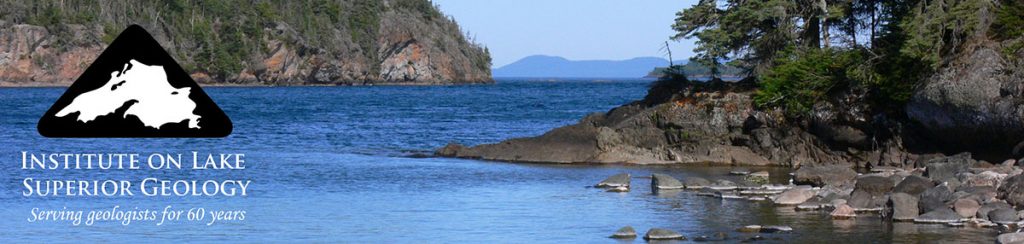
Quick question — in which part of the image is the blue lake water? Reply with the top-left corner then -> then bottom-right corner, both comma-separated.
0,80 -> 996,242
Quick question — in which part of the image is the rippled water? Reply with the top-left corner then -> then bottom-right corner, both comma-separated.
0,80 -> 997,242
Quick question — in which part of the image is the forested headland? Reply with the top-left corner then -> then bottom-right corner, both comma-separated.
0,0 -> 493,86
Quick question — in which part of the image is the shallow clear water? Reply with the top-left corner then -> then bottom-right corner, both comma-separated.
0,80 -> 997,242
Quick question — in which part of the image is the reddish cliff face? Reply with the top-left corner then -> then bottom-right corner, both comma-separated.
0,23 -> 104,86
0,2 -> 492,86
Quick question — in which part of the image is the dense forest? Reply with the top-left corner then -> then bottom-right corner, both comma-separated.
672,0 -> 1024,117
0,0 -> 492,85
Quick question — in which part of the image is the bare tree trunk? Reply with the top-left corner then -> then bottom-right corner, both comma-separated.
805,16 -> 821,49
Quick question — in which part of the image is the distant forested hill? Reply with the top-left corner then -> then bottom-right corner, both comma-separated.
0,0 -> 492,86
492,55 -> 675,78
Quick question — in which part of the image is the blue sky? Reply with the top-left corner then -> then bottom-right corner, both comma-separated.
433,0 -> 699,68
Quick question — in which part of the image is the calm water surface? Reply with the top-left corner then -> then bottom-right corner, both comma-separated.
0,80 -> 996,242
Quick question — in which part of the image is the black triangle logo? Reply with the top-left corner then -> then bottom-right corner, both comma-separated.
38,25 -> 232,137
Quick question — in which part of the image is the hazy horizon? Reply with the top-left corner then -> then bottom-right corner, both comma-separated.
433,0 -> 699,68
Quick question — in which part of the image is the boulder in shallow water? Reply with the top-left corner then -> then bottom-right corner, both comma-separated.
708,180 -> 738,190
914,208 -> 961,224
609,226 -> 636,239
794,165 -> 857,187
737,225 -> 761,232
684,177 -> 712,189
773,188 -> 816,205
643,228 -> 685,240
988,208 -> 1020,224
747,171 -> 770,181
606,186 -> 629,192
760,225 -> 793,233
888,192 -> 919,221
714,179 -> 737,186
998,232 -> 1024,244
953,198 -> 981,218
651,173 -> 684,191
730,170 -> 750,175
893,175 -> 934,195
595,173 -> 630,188
848,190 -> 885,210
848,176 -> 894,210
831,203 -> 857,219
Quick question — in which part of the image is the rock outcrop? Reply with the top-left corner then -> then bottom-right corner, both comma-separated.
436,6 -> 1023,168
906,41 -> 1024,158
0,0 -> 491,86
438,80 -> 917,167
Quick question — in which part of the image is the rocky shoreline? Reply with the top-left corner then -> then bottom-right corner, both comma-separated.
437,79 -> 920,167
592,152 -> 1024,242
430,34 -> 1024,242
437,33 -> 1024,167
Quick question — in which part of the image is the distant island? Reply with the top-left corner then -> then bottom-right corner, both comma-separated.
493,55 -> 677,78
494,55 -> 744,80
0,0 -> 492,86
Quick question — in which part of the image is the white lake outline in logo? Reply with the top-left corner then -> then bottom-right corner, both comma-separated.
56,59 -> 202,129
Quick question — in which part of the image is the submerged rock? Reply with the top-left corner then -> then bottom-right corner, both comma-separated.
914,208 -> 961,224
737,225 -> 762,232
606,186 -> 629,192
693,232 -> 728,242
596,173 -> 630,188
794,165 -> 857,187
730,170 -> 751,175
796,199 -> 826,210
684,177 -> 712,189
609,226 -> 637,239
651,173 -> 684,190
747,171 -> 770,182
714,179 -> 737,186
734,225 -> 792,234
831,204 -> 857,219
998,232 -> 1024,244
760,225 -> 793,233
644,228 -> 685,240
